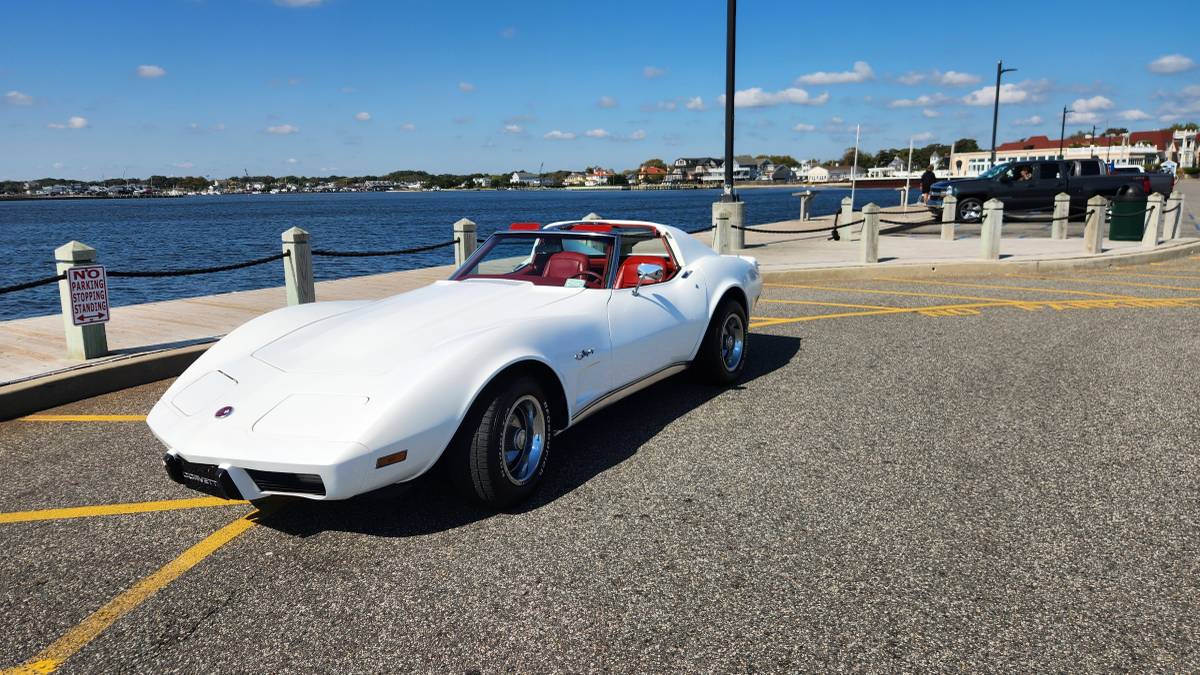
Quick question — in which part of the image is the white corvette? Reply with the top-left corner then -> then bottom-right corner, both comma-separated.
149,219 -> 762,507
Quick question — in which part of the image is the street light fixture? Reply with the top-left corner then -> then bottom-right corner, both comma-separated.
989,60 -> 1017,166
1059,106 -> 1073,159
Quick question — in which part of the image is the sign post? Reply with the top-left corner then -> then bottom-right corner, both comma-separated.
55,241 -> 109,359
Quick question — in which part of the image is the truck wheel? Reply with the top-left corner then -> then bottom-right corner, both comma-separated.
451,376 -> 551,508
957,197 -> 983,223
697,299 -> 748,385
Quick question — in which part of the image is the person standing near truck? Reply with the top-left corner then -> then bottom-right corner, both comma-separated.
920,165 -> 937,204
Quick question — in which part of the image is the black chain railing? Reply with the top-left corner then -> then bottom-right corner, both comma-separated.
311,239 -> 458,258
107,251 -> 289,278
0,273 -> 66,296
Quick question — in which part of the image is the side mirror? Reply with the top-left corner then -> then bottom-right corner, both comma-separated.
632,262 -> 664,296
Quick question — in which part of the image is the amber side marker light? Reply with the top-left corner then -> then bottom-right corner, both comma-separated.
376,451 -> 408,468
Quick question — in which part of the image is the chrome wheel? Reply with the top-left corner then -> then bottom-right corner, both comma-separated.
502,395 -> 545,485
959,199 -> 983,222
720,313 -> 745,372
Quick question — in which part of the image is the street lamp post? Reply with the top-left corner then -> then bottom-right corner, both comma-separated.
1059,106 -> 1073,159
721,0 -> 737,203
989,60 -> 1017,166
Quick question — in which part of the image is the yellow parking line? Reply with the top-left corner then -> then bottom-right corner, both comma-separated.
874,276 -> 1137,299
3,514 -> 256,675
749,301 -> 1013,328
759,299 -> 896,310
764,282 -> 1010,303
0,497 -> 247,524
1009,273 -> 1200,293
18,415 -> 147,422
1095,270 -> 1200,281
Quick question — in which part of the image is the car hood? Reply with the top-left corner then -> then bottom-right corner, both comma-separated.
252,279 -> 583,375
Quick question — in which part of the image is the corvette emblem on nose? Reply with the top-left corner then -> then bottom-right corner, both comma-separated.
214,406 -> 234,419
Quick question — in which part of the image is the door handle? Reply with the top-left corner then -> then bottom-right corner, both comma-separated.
681,269 -> 693,279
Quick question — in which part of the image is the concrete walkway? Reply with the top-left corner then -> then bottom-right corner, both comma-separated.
1,180 -> 1197,390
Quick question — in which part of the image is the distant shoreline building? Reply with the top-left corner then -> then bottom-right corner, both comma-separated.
948,128 -> 1197,177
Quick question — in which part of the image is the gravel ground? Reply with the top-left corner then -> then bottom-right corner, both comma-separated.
2,263 -> 1199,672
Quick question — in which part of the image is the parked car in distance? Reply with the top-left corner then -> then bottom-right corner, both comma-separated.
149,220 -> 762,509
928,158 -> 1174,222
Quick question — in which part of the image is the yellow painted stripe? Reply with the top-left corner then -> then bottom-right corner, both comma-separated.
764,282 -> 1009,303
874,276 -> 1137,299
1008,273 -> 1200,293
1095,270 -> 1200,281
759,298 -> 896,310
2,515 -> 256,675
0,497 -> 247,524
750,301 -> 1014,328
18,415 -> 147,422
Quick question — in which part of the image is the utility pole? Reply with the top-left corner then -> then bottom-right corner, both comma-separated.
989,60 -> 1017,166
721,0 -> 737,203
850,124 -> 861,209
1059,106 -> 1073,160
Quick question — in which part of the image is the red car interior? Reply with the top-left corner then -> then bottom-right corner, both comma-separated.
542,251 -> 589,281
615,255 -> 678,289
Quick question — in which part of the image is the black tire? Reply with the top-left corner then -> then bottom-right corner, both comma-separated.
957,197 -> 984,223
449,376 -> 552,508
697,298 -> 748,385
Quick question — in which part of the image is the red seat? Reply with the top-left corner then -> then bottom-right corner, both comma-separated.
543,251 -> 590,281
615,255 -> 677,289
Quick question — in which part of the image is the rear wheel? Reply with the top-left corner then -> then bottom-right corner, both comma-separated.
957,197 -> 983,223
697,299 -> 748,385
450,376 -> 551,508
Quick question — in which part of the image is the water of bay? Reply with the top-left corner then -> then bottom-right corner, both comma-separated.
0,186 -> 911,320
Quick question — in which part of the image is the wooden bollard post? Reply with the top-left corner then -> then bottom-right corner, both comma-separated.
1143,193 -> 1165,250
941,195 -> 957,241
282,227 -> 315,305
1164,190 -> 1184,239
1083,195 -> 1107,254
453,218 -> 477,268
793,190 -> 814,221
840,196 -> 854,237
980,198 -> 1004,260
711,200 -> 744,253
55,241 -> 108,360
861,203 -> 880,264
1051,192 -> 1070,240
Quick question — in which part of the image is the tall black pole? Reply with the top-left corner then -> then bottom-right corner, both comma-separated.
721,0 -> 737,202
989,60 -> 1016,166
1058,106 -> 1071,159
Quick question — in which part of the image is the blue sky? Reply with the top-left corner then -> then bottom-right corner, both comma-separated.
2,0 -> 1197,180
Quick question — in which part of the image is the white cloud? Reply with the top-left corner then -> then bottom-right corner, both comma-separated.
937,70 -> 981,86
888,93 -> 954,108
1012,115 -> 1043,127
598,95 -> 618,108
5,90 -> 34,106
584,128 -> 611,138
458,81 -> 475,92
274,0 -> 322,6
354,111 -> 371,121
1148,54 -> 1196,74
52,162 -> 65,170
911,131 -> 935,142
1071,95 -> 1113,112
721,87 -> 829,108
650,100 -> 677,111
500,26 -> 517,38
172,161 -> 195,169
796,61 -> 873,85
401,122 -> 416,131
898,72 -> 925,86
502,124 -> 523,134
628,129 -> 646,140
792,123 -> 816,132
266,124 -> 299,135
136,64 -> 166,79
643,66 -> 666,79
922,109 -> 941,118
685,96 -> 706,111
286,158 -> 299,165
543,130 -> 576,140
47,116 -> 88,130
1066,111 -> 1100,124
963,80 -> 1051,106
1118,109 -> 1151,121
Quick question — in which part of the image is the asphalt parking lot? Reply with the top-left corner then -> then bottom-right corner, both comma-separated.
3,257 -> 1200,672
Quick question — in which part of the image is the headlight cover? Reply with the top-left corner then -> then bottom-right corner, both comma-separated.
253,394 -> 371,440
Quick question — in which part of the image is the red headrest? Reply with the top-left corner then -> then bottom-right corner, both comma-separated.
510,222 -> 541,231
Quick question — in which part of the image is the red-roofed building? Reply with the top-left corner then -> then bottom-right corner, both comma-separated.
950,128 -> 1192,177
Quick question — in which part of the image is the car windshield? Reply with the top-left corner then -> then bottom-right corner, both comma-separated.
453,232 -> 613,288
978,163 -> 1012,179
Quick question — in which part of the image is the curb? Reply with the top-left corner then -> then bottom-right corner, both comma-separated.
0,342 -> 212,422
760,239 -> 1200,283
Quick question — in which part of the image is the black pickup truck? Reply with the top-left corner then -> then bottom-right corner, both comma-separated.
927,158 -> 1174,222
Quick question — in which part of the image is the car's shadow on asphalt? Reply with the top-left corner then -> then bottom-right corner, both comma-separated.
250,333 -> 802,539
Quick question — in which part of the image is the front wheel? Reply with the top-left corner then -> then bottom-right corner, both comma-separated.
957,197 -> 983,223
450,376 -> 552,508
697,299 -> 748,385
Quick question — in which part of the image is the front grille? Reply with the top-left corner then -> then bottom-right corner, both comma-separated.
245,468 -> 326,496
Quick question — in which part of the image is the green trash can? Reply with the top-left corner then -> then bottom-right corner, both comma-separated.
1109,185 -> 1147,241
